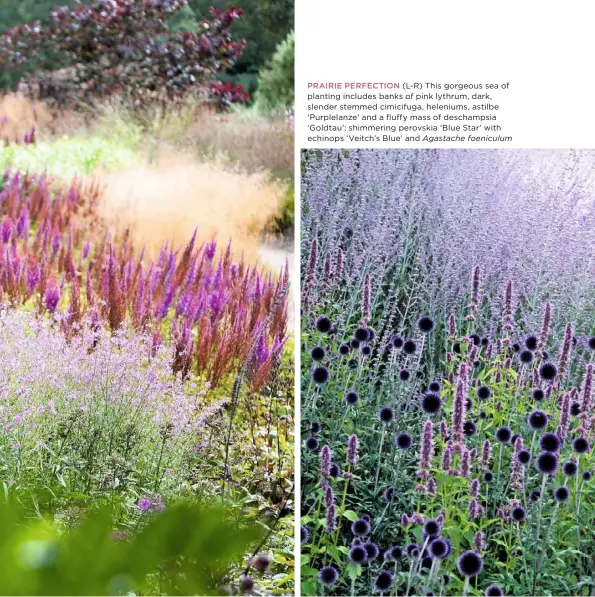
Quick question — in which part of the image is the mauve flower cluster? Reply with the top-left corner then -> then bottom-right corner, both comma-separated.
0,116 -> 36,146
0,309 -> 228,495
0,169 -> 288,389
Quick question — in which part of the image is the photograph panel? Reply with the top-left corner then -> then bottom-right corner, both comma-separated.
300,148 -> 595,596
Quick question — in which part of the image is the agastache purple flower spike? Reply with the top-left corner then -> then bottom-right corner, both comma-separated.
579,363 -> 593,432
418,419 -> 434,476
539,301 -> 552,350
460,448 -> 470,477
347,434 -> 359,466
557,392 -> 571,441
467,265 -> 481,321
452,362 -> 469,447
448,313 -> 457,338
481,439 -> 492,468
335,246 -> 344,280
556,323 -> 573,387
320,445 -> 332,477
474,530 -> 484,553
303,238 -> 318,312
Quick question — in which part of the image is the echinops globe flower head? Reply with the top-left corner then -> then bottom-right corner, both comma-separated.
539,361 -> 558,381
364,541 -> 380,561
379,406 -> 395,424
403,339 -> 417,355
539,432 -> 561,452
536,451 -> 559,475
417,315 -> 435,334
315,315 -> 332,334
310,346 -> 325,361
476,385 -> 491,400
554,485 -> 570,503
573,436 -> 590,454
374,570 -> 394,593
345,390 -> 360,406
349,544 -> 367,564
421,392 -> 443,414
485,585 -> 504,596
396,432 -> 413,450
318,565 -> 339,587
351,517 -> 371,537
528,410 -> 549,430
510,505 -> 526,524
391,334 -> 404,349
457,550 -> 484,578
354,326 -> 371,342
495,426 -> 512,444
311,366 -> 329,384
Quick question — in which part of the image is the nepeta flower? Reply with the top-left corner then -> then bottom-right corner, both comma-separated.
418,420 -> 435,473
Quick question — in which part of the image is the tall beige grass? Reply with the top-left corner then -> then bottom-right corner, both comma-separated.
99,154 -> 285,265
0,93 -> 51,139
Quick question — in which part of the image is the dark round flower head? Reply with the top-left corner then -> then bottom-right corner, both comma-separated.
361,514 -> 371,522
441,573 -> 451,586
239,575 -> 254,592
406,543 -> 420,558
453,342 -> 462,354
528,410 -> 548,430
403,339 -> 417,355
351,518 -> 371,537
364,541 -> 380,560
383,486 -> 395,500
311,421 -> 322,433
511,505 -> 526,524
428,537 -> 450,559
563,460 -> 578,477
517,449 -> 531,466
329,463 -> 341,478
391,334 -> 404,349
350,338 -> 360,350
539,361 -> 558,381
479,410 -> 487,419
396,432 -> 413,450
421,392 -> 443,415
418,315 -> 435,334
457,550 -> 484,578
469,333 -> 481,346
345,390 -> 360,406
525,335 -> 538,351
571,401 -> 581,416
379,406 -> 395,424
573,436 -> 590,454
339,343 -> 351,356
539,432 -> 561,453
354,327 -> 371,342
512,342 -> 521,353
532,388 -> 545,401
588,336 -> 595,351
536,451 -> 558,475
312,366 -> 329,384
483,471 -> 494,483
420,556 -> 432,571
385,545 -> 403,562
399,368 -> 411,381
301,526 -> 310,544
554,485 -> 570,503
348,544 -> 368,564
318,565 -> 339,587
374,570 -> 394,592
495,426 -> 512,444
519,349 -> 534,364
510,434 -> 521,446
428,380 -> 441,393
481,336 -> 489,346
485,585 -> 504,596
476,385 -> 491,400
463,420 -> 477,437
583,471 -> 593,482
368,328 -> 376,342
529,489 -> 541,502
542,350 -> 549,360
316,316 -> 332,334
348,358 -> 358,370
423,519 -> 441,538
305,436 -> 319,451
310,346 -> 325,361
361,345 -> 372,356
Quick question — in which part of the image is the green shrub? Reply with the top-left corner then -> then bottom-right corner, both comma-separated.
255,31 -> 294,114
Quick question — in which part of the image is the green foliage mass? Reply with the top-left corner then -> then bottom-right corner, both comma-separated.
255,31 -> 295,114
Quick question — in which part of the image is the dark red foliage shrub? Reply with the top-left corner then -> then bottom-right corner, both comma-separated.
0,0 -> 246,108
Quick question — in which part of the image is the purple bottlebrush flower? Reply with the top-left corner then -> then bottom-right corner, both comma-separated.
418,419 -> 434,474
538,301 -> 552,349
335,246 -> 344,280
468,265 -> 481,320
452,363 -> 468,445
347,434 -> 358,466
579,364 -> 593,431
448,313 -> 457,337
470,478 -> 480,498
82,241 -> 91,260
325,501 -> 337,532
556,323 -> 573,386
1,217 -> 13,243
473,531 -> 484,553
44,284 -> 60,313
441,442 -> 453,471
401,513 -> 410,526
461,448 -> 471,477
320,445 -> 332,477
